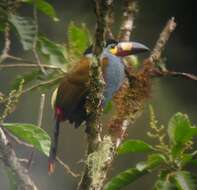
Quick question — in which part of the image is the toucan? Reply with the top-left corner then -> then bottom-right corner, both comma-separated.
48,39 -> 149,173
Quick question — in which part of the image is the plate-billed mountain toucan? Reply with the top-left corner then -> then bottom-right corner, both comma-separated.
48,39 -> 149,173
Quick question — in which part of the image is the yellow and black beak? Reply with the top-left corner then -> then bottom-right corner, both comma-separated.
110,41 -> 149,57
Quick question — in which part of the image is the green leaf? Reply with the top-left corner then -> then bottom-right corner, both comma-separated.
9,14 -> 36,50
136,153 -> 166,171
117,140 -> 154,155
37,35 -> 68,70
68,22 -> 91,57
154,179 -> 177,190
22,0 -> 59,21
174,171 -> 197,190
103,168 -> 148,190
168,113 -> 197,145
3,123 -> 51,156
104,153 -> 165,190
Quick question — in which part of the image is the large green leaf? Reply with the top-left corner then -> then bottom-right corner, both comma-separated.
3,123 -> 51,156
37,35 -> 68,70
68,22 -> 91,57
9,14 -> 36,50
104,153 -> 165,190
174,171 -> 197,190
103,168 -> 148,190
22,0 -> 58,21
117,140 -> 154,155
168,113 -> 197,145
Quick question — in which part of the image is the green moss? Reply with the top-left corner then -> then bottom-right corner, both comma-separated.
86,136 -> 114,186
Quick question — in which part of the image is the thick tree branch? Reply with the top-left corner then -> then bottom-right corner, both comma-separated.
78,0 -> 114,189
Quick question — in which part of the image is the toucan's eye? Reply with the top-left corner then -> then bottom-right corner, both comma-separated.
110,44 -> 116,48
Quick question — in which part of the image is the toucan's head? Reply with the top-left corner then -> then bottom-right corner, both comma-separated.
105,39 -> 149,57
84,39 -> 149,57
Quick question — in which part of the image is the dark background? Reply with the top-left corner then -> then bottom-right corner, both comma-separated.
0,0 -> 196,189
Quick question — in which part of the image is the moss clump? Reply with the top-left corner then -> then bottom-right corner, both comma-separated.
86,136 -> 114,187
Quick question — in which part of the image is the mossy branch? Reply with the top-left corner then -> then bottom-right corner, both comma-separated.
78,1 -> 114,190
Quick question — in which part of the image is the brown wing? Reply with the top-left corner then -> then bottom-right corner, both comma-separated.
55,57 -> 90,109
55,57 -> 109,126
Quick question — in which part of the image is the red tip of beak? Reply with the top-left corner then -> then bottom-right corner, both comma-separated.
48,162 -> 55,175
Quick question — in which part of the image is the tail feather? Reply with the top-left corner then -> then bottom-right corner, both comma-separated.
48,119 -> 60,174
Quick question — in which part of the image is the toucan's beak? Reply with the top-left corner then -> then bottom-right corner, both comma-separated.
112,42 -> 149,57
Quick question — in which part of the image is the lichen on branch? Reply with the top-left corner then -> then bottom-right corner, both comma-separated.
78,1 -> 114,190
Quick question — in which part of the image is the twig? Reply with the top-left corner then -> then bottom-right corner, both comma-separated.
27,94 -> 46,170
151,69 -> 197,81
118,0 -> 138,41
0,22 -> 11,64
144,18 -> 197,81
32,4 -> 46,74
1,75 -> 63,105
37,94 -> 46,128
148,17 -> 176,64
0,126 -> 38,190
22,75 -> 63,94
56,156 -> 80,178
0,63 -> 61,69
